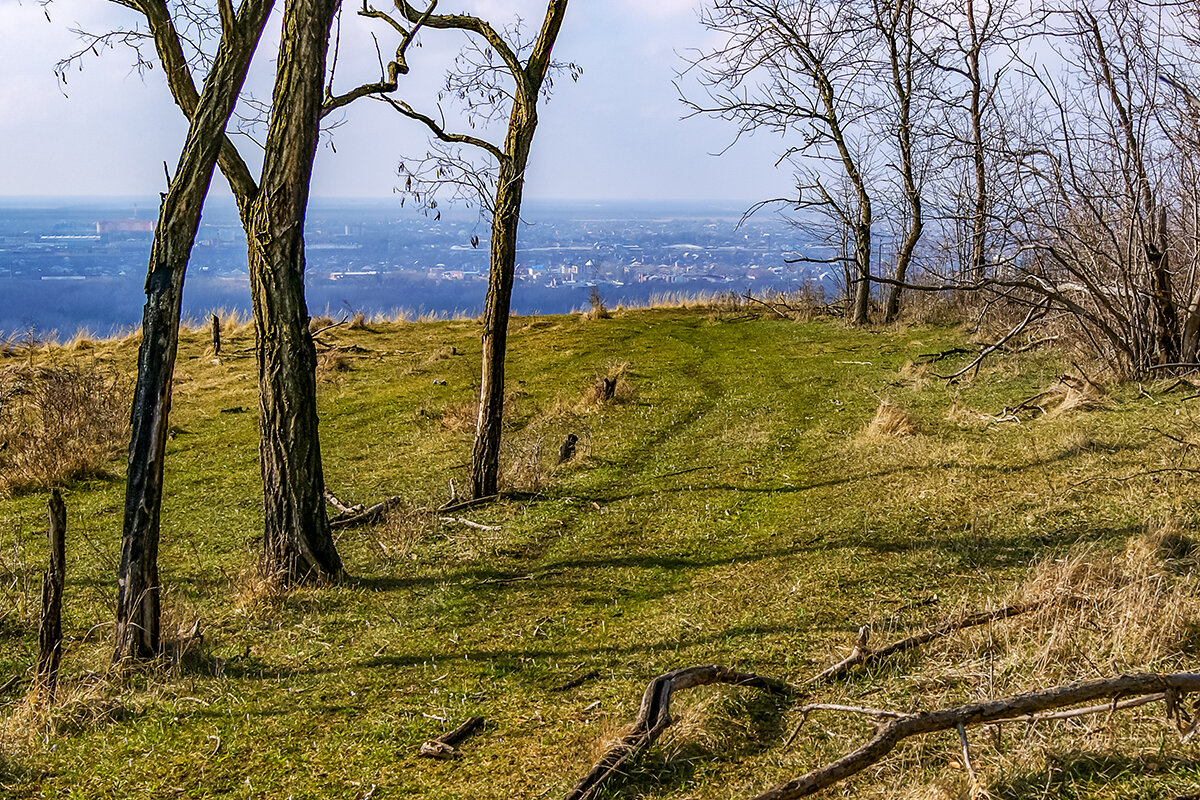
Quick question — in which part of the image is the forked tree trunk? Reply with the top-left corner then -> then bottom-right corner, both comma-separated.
116,0 -> 273,662
248,0 -> 344,583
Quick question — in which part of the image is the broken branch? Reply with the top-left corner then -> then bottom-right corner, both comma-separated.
754,672 -> 1200,800
418,715 -> 485,760
808,602 -> 1042,686
565,665 -> 792,800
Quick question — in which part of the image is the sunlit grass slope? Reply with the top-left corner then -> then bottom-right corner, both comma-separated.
3,306 -> 1200,799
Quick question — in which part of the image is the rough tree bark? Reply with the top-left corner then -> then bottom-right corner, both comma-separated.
133,0 -> 434,586
248,0 -> 345,583
115,0 -> 274,661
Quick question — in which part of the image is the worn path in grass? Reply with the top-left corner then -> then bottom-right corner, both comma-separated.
1,308 -> 1197,799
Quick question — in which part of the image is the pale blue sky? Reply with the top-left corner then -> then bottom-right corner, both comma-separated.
0,0 -> 789,203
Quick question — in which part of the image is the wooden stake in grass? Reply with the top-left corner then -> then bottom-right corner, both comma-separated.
36,488 -> 66,704
210,313 -> 221,356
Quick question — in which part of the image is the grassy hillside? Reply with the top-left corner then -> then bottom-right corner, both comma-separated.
2,306 -> 1200,799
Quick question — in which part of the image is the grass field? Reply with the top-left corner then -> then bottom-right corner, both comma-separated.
2,305 -> 1200,799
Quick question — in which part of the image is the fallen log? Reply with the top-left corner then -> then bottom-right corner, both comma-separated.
418,716 -> 486,760
808,602 -> 1041,686
565,665 -> 792,800
756,672 -> 1200,800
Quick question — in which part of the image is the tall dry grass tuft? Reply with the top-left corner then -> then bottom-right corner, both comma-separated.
316,350 -> 352,381
0,361 -> 131,495
1008,520 -> 1200,680
579,361 -> 635,409
861,399 -> 921,439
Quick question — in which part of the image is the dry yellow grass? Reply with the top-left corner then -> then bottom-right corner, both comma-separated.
862,399 -> 921,439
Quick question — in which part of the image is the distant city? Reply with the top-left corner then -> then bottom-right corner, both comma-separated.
0,197 -> 833,339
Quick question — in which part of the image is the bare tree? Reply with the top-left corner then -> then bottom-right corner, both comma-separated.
875,0 -> 936,322
382,0 -> 573,499
108,0 -> 274,661
91,0 -> 434,597
1005,0 -> 1199,373
687,0 -> 879,324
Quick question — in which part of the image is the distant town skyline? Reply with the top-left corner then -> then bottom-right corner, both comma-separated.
1,0 -> 791,205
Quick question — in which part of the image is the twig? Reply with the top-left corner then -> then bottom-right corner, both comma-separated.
329,496 -> 404,529
550,670 -> 600,692
324,489 -> 366,516
439,516 -> 501,531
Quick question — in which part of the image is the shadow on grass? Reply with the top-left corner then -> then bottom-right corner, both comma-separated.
989,749 -> 1200,799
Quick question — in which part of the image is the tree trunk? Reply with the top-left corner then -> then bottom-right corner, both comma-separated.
966,0 -> 988,284
1148,207 -> 1180,365
249,0 -> 344,583
882,0 -> 923,325
850,220 -> 872,326
471,132 -> 531,499
116,0 -> 273,662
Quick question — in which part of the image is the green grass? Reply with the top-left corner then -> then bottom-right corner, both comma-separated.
2,306 -> 1200,799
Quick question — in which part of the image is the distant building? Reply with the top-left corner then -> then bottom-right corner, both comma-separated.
97,220 -> 154,235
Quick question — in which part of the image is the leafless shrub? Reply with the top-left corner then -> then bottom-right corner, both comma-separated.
582,287 -> 611,321
0,361 -> 131,495
502,435 -> 549,493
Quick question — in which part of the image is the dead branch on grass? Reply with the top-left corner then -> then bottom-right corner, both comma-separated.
756,672 -> 1200,800
565,665 -> 792,800
439,516 -> 501,531
807,602 -> 1043,686
327,495 -> 405,529
418,715 -> 485,759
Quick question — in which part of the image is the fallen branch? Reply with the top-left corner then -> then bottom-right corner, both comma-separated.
551,669 -> 600,692
418,716 -> 485,760
755,672 -> 1200,800
323,490 -> 365,517
808,602 -> 1041,686
329,496 -> 405,529
935,300 -> 1048,381
439,516 -> 501,532
438,490 -> 542,514
565,665 -> 792,800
